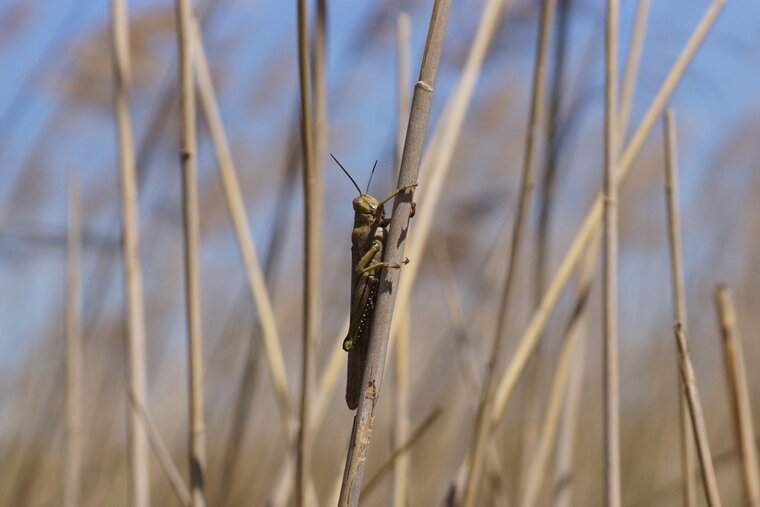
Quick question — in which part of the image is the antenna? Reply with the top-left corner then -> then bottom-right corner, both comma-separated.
331,153 -> 362,195
365,160 -> 378,194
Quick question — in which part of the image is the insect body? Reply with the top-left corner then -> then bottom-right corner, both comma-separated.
331,154 -> 416,410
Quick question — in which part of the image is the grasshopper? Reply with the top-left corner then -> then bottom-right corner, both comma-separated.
331,154 -> 416,410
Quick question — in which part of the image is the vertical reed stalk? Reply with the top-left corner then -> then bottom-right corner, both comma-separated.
296,0 -> 319,503
663,108 -> 697,507
312,2 -> 327,305
619,0 -> 650,137
393,313 -> 411,507
715,285 -> 760,507
462,1 -> 556,504
673,323 -> 723,507
395,12 -> 411,176
175,0 -> 207,504
64,169 -> 82,507
338,2 -> 451,504
392,12 -> 412,507
111,1 -> 151,504
602,1 -> 621,505
489,0 -> 726,426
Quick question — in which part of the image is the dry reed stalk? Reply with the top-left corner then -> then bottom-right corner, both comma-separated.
337,2 -> 451,504
128,392 -> 192,507
535,0 -> 571,308
312,3 -> 327,302
673,323 -> 723,507
714,285 -> 760,507
393,312 -> 411,507
392,13 -> 412,507
395,11 -> 411,177
363,405 -> 444,499
296,0 -> 320,503
602,1 -> 621,506
191,20 -> 293,433
111,1 -> 151,505
663,108 -> 697,507
521,232 -> 599,507
175,0 -> 207,504
462,1 -> 557,504
619,0 -> 650,137
64,169 -> 81,507
489,0 -> 726,426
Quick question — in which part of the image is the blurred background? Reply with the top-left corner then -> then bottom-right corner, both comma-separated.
1,0 -> 759,505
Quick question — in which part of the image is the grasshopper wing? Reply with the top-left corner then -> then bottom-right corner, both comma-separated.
345,230 -> 384,409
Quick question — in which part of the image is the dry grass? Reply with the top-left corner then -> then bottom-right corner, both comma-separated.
175,0 -> 207,504
5,1 -> 760,507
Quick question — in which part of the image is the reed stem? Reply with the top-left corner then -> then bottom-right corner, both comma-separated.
175,0 -> 207,503
337,2 -> 451,504
112,1 -> 151,504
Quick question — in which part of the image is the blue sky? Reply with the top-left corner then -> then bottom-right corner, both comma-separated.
1,0 -> 759,370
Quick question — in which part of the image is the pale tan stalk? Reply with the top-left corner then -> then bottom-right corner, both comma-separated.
663,108 -> 697,507
715,285 -> 760,507
490,0 -> 726,426
674,323 -> 723,507
338,2 -> 451,504
602,1 -> 621,505
462,1 -> 557,504
395,12 -> 411,175
311,0 -> 330,298
64,169 -> 82,507
111,1 -> 151,505
392,312 -> 411,507
619,0 -> 651,136
191,19 -> 293,434
175,0 -> 207,504
128,392 -> 192,507
392,13 -> 412,507
296,0 -> 320,503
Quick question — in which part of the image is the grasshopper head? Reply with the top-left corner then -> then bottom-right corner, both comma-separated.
352,194 -> 381,216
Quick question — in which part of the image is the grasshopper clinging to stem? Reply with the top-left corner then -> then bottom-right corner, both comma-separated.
331,153 -> 417,410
